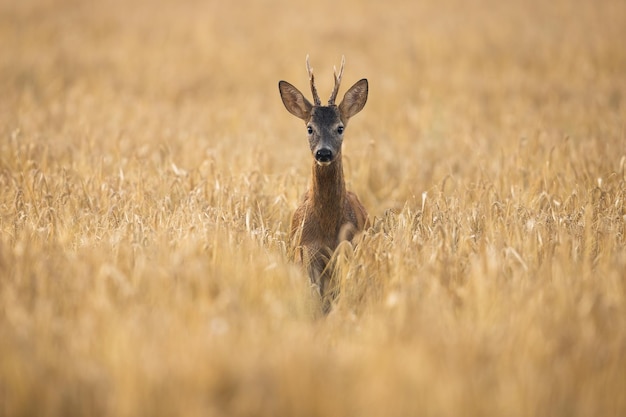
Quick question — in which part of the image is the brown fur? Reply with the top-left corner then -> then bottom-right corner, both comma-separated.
290,156 -> 369,302
279,58 -> 369,312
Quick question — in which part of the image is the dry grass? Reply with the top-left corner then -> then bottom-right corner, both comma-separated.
1,0 -> 625,415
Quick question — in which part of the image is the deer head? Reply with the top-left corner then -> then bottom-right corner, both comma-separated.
279,56 -> 368,166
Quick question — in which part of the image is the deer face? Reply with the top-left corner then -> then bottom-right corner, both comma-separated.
307,106 -> 345,166
279,58 -> 368,167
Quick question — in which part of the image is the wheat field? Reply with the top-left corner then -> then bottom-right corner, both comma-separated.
1,0 -> 625,415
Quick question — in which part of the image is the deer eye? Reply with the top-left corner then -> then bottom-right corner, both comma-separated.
307,126 -> 313,135
337,126 -> 344,134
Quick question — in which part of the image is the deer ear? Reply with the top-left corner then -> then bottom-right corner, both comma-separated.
279,81 -> 312,121
339,79 -> 368,119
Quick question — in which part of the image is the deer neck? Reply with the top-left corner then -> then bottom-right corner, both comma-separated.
310,154 -> 346,221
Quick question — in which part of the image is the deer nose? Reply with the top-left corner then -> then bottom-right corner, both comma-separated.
315,148 -> 333,163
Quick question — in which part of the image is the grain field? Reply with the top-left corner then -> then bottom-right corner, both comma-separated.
1,0 -> 625,416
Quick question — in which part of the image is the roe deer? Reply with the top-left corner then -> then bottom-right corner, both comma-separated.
279,56 -> 369,312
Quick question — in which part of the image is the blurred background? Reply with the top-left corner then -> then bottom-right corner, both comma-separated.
2,0 -> 624,211
1,0 -> 625,416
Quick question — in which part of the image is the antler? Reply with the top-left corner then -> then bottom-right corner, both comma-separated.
328,55 -> 345,105
306,55 -> 321,106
